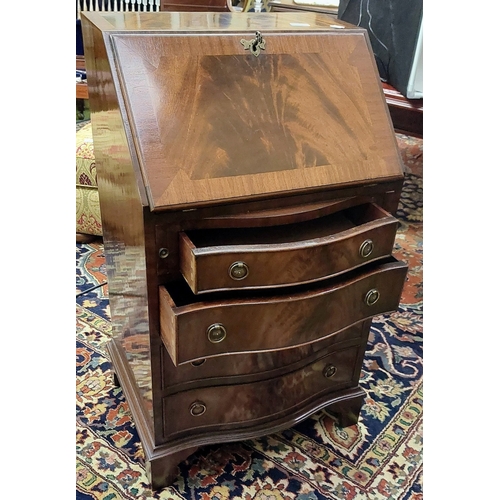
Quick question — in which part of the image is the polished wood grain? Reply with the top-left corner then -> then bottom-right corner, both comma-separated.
88,10 -> 352,30
159,259 -> 407,365
161,320 -> 370,393
76,55 -> 86,70
179,203 -> 398,293
201,197 -> 363,228
76,55 -> 89,99
269,0 -> 338,15
76,82 -> 89,100
80,11 -> 403,211
154,181 -> 403,283
152,385 -> 365,489
382,82 -> 423,137
162,344 -> 360,438
325,386 -> 365,427
82,15 -> 166,445
161,0 -> 233,10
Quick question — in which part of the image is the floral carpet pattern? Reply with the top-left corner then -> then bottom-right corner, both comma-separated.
76,173 -> 423,500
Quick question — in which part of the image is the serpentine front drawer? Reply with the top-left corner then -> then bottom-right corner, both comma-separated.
179,203 -> 398,294
161,321 -> 371,393
159,258 -> 407,366
162,344 -> 362,439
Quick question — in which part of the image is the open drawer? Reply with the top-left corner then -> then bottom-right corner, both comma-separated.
159,258 -> 407,366
179,203 -> 398,294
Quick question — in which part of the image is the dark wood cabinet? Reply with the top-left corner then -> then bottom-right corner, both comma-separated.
269,0 -> 339,15
160,0 -> 233,10
81,11 -> 407,490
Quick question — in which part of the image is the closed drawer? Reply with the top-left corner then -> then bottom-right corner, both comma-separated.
161,320 -> 371,393
159,258 -> 407,366
179,203 -> 398,294
163,344 -> 361,439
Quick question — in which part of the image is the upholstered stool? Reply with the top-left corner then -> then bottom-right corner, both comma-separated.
76,122 -> 102,240
395,133 -> 423,177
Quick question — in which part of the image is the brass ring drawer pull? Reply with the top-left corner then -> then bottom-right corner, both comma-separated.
191,359 -> 206,367
189,401 -> 206,417
323,364 -> 337,378
228,261 -> 249,280
364,288 -> 380,306
207,323 -> 227,343
359,239 -> 374,258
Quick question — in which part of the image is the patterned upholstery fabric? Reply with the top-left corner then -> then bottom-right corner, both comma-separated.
395,133 -> 424,177
76,122 -> 102,236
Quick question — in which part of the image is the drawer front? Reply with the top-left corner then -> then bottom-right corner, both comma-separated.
161,320 -> 371,393
163,344 -> 361,439
180,203 -> 398,294
159,259 -> 407,365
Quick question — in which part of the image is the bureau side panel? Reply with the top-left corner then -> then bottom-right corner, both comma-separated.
82,17 -> 156,435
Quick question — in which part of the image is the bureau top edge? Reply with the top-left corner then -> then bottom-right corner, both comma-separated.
82,10 -> 403,212
81,11 -> 360,33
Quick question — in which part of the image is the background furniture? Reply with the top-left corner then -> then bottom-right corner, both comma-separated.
269,0 -> 338,15
82,10 -> 408,490
268,0 -> 422,136
161,0 -> 233,11
76,121 -> 102,240
338,0 -> 423,100
337,0 -> 423,134
382,82 -> 423,137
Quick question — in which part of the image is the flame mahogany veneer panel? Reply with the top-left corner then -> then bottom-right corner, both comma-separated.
104,14 -> 402,211
159,321 -> 369,393
159,259 -> 407,365
162,344 -> 362,439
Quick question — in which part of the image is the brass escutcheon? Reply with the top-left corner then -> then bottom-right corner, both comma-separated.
240,31 -> 266,57
359,239 -> 374,258
229,261 -> 249,280
364,288 -> 380,306
207,323 -> 227,343
323,364 -> 337,378
189,401 -> 206,417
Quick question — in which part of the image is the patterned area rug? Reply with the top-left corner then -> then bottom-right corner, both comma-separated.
76,174 -> 423,500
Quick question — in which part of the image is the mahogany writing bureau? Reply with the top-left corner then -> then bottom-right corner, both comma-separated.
81,11 -> 407,490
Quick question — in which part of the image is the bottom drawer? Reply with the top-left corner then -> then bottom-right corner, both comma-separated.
163,344 -> 362,439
